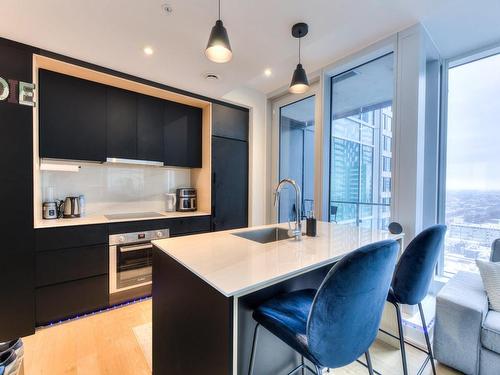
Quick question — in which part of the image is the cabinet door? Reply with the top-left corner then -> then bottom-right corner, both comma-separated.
164,102 -> 202,167
35,275 -> 108,325
36,245 -> 108,287
212,136 -> 248,231
39,69 -> 106,162
106,87 -> 137,160
212,103 -> 249,141
0,42 -> 35,340
137,95 -> 164,162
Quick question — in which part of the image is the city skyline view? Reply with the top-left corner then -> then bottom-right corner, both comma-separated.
444,52 -> 500,275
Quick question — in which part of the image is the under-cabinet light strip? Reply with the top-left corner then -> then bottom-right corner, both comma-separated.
37,296 -> 152,329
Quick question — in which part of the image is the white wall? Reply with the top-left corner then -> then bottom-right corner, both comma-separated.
223,87 -> 268,226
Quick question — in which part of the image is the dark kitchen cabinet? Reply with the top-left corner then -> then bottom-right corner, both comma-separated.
0,41 -> 35,340
212,103 -> 249,141
35,275 -> 109,325
38,69 -> 204,167
36,224 -> 108,251
137,95 -> 164,162
164,101 -> 202,167
39,69 -> 106,162
36,245 -> 108,287
108,215 -> 211,236
34,224 -> 109,325
106,87 -> 137,160
212,136 -> 248,231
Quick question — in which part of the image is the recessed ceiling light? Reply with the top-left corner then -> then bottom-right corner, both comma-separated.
264,68 -> 272,77
143,46 -> 154,56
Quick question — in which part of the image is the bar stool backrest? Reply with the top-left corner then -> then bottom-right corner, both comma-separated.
391,225 -> 447,306
306,239 -> 399,368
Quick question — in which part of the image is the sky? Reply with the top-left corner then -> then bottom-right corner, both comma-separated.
447,52 -> 500,191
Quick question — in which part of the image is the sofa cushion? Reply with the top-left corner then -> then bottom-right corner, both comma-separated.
482,311 -> 500,354
477,259 -> 500,312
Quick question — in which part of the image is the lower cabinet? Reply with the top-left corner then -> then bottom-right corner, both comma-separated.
34,216 -> 211,326
35,275 -> 109,325
36,245 -> 108,287
34,225 -> 109,326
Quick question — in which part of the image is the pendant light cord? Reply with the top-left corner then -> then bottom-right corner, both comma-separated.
298,36 -> 301,64
218,0 -> 221,20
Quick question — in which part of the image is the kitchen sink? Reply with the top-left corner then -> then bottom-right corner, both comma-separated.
232,227 -> 297,244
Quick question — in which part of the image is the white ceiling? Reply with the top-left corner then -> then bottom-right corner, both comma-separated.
1,0 -> 499,99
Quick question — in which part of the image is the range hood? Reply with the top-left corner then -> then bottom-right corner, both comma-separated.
105,158 -> 164,167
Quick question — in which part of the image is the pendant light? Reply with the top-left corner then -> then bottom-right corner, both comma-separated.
289,23 -> 310,94
205,0 -> 232,63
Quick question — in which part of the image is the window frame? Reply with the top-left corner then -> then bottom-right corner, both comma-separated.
327,52 -> 396,228
278,94 -> 316,222
437,43 -> 500,277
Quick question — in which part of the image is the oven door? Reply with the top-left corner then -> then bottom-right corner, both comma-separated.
109,242 -> 152,294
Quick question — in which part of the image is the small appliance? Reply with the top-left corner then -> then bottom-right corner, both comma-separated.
176,188 -> 197,212
42,202 -> 58,220
62,196 -> 81,218
165,193 -> 177,212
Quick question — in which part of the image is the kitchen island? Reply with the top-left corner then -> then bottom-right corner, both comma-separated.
152,221 -> 404,374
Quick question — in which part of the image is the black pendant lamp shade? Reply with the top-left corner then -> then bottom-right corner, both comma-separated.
289,23 -> 310,94
205,0 -> 232,63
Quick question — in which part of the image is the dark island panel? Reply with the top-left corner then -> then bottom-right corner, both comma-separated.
153,247 -> 234,375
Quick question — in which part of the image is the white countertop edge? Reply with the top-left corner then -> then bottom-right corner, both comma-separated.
34,211 -> 211,229
153,230 -> 404,298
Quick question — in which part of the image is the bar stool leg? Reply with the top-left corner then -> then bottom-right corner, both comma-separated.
248,323 -> 260,375
393,301 -> 409,375
418,303 -> 437,375
365,350 -> 374,375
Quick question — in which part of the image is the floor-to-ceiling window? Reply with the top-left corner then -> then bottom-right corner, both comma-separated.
329,53 -> 394,230
279,96 -> 315,223
441,51 -> 500,276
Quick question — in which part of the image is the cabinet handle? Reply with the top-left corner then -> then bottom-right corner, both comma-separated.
119,243 -> 153,253
212,172 -> 217,217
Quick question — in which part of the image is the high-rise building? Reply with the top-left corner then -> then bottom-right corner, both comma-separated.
330,105 -> 393,230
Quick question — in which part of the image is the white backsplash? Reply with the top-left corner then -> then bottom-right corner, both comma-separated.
41,163 -> 191,216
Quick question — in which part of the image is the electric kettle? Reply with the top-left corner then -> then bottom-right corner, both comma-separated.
62,196 -> 81,218
165,193 -> 176,212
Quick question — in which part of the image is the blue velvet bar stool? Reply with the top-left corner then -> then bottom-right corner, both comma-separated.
382,224 -> 447,375
248,239 -> 400,375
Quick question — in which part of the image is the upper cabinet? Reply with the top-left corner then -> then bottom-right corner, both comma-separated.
164,102 -> 202,168
212,103 -> 249,141
106,87 -> 137,160
39,69 -> 107,162
137,95 -> 164,162
38,69 -> 203,168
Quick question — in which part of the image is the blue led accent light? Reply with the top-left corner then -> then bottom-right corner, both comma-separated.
41,295 -> 152,329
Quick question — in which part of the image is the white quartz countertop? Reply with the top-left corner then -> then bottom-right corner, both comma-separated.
34,210 -> 211,229
153,221 -> 404,297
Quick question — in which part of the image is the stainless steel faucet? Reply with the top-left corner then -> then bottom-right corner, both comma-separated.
275,178 -> 302,240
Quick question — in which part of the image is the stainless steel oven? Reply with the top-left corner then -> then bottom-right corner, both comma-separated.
109,228 -> 169,298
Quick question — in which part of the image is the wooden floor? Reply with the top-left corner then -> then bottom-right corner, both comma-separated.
23,300 -> 459,375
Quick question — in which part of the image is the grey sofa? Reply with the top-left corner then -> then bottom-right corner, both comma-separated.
434,239 -> 500,374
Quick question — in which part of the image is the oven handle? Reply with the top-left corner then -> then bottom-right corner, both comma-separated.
119,243 -> 153,253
